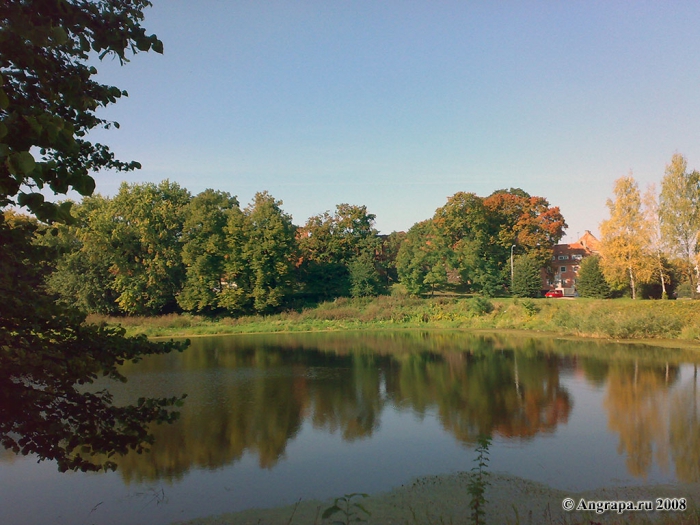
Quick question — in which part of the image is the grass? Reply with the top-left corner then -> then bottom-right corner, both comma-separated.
86,295 -> 700,344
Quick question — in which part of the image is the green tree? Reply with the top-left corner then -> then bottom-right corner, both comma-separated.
0,1 -> 187,472
577,255 -> 611,298
0,0 -> 162,221
433,192 -> 493,292
298,203 -> 379,264
1,212 -> 186,472
511,253 -> 543,298
221,192 -> 296,314
108,180 -> 191,315
430,189 -> 566,296
178,189 -> 240,313
600,176 -> 655,299
396,220 -> 449,295
297,203 -> 380,300
41,195 -> 121,314
378,230 -> 406,286
348,251 -> 385,298
659,153 -> 700,296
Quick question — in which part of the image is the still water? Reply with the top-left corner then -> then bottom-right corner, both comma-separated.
2,331 -> 700,525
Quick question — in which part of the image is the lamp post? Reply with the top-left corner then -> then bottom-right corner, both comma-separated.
510,244 -> 516,290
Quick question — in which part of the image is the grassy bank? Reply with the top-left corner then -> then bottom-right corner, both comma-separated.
87,295 -> 700,342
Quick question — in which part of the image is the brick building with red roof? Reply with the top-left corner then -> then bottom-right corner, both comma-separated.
542,230 -> 600,296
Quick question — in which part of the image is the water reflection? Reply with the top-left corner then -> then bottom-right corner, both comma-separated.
105,333 -> 580,483
5,332 -> 700,488
671,367 -> 700,482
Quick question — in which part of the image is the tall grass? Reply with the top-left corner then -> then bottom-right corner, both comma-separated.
86,296 -> 700,342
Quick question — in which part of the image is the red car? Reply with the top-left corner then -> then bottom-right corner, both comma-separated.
545,290 -> 564,298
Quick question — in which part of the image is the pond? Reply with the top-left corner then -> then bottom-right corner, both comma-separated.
2,331 -> 700,525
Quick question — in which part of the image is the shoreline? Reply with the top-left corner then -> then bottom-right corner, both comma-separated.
87,296 -> 700,346
175,471 -> 700,525
144,325 -> 700,353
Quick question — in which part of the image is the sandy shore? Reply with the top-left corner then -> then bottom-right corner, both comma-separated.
175,471 -> 700,525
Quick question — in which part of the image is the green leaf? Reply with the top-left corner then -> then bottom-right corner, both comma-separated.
51,26 -> 68,45
8,151 -> 36,175
321,505 -> 341,519
0,88 -> 8,110
18,151 -> 36,174
17,192 -> 45,209
136,38 -> 151,52
56,201 -> 75,224
23,116 -> 43,136
73,175 -> 96,196
152,37 -> 164,54
0,122 -> 7,139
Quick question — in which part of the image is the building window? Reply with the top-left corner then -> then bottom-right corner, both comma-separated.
572,254 -> 583,260
560,266 -> 566,272
558,255 -> 569,260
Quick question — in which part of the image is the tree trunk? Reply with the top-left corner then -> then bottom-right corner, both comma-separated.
657,251 -> 667,298
629,264 -> 636,300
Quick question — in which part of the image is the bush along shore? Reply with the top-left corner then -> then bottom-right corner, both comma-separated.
87,295 -> 700,342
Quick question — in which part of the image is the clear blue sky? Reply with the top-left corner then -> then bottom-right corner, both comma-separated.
86,0 -> 700,241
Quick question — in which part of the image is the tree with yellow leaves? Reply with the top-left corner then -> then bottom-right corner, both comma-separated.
659,153 -> 700,297
600,176 -> 655,299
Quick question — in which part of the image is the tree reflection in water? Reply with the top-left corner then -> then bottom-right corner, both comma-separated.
48,332 -> 700,485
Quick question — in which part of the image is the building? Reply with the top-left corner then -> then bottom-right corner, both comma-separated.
542,231 -> 600,296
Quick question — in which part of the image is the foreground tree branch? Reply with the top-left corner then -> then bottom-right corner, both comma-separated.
0,1 -> 188,472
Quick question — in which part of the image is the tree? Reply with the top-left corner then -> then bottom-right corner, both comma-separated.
0,0 -> 163,221
1,212 -> 186,472
433,192 -> 494,292
511,253 -> 543,298
483,189 -> 567,266
643,184 -> 670,298
108,181 -> 191,315
599,176 -> 655,299
396,220 -> 449,295
0,1 -> 187,472
221,192 -> 296,314
378,230 -> 406,286
348,251 -> 385,298
659,154 -> 700,296
178,189 -> 240,313
41,195 -> 121,314
577,255 -> 611,298
297,203 -> 381,300
428,189 -> 566,296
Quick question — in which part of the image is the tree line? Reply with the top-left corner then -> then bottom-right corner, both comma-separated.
31,183 -> 567,316
579,153 -> 700,300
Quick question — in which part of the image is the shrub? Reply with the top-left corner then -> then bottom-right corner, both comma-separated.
511,254 -> 542,298
577,256 -> 612,298
521,299 -> 540,316
676,282 -> 694,299
470,297 -> 494,316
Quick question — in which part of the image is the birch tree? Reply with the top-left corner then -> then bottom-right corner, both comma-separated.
599,176 -> 655,299
659,153 -> 700,296
643,184 -> 669,298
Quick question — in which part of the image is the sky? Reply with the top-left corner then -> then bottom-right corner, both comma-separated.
84,0 -> 700,242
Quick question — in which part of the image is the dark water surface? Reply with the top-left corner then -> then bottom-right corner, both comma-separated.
2,331 -> 700,525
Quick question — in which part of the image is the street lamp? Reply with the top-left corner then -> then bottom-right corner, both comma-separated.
510,244 -> 516,289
